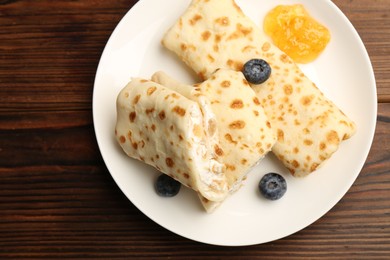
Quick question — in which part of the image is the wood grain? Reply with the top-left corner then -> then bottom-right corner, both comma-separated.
0,0 -> 389,259
0,0 -> 134,111
335,0 -> 390,102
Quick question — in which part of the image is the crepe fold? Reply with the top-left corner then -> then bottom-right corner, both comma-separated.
152,69 -> 276,212
162,0 -> 356,177
115,78 -> 228,202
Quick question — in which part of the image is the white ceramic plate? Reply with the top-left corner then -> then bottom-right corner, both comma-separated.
93,0 -> 377,246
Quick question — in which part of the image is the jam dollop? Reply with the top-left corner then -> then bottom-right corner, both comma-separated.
264,4 -> 331,63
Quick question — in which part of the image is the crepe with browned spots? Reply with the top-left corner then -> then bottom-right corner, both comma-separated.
115,78 -> 228,202
162,0 -> 356,177
152,69 -> 276,212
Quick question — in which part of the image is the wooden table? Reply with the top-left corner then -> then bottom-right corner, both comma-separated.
1,0 -> 389,258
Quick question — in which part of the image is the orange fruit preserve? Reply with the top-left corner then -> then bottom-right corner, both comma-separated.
263,4 -> 331,63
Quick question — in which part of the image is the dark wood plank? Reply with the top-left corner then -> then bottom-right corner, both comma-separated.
333,0 -> 390,102
0,110 -> 92,130
0,0 -> 137,111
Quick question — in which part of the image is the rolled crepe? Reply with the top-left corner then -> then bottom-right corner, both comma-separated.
152,69 -> 276,212
162,0 -> 356,176
115,78 -> 228,202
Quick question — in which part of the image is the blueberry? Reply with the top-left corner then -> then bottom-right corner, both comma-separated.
155,174 -> 181,197
242,59 -> 271,84
259,173 -> 287,200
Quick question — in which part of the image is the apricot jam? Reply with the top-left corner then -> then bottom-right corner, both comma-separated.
263,4 -> 331,63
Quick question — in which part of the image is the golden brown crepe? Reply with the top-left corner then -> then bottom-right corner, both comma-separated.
162,0 -> 356,177
115,78 -> 228,202
152,69 -> 276,212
